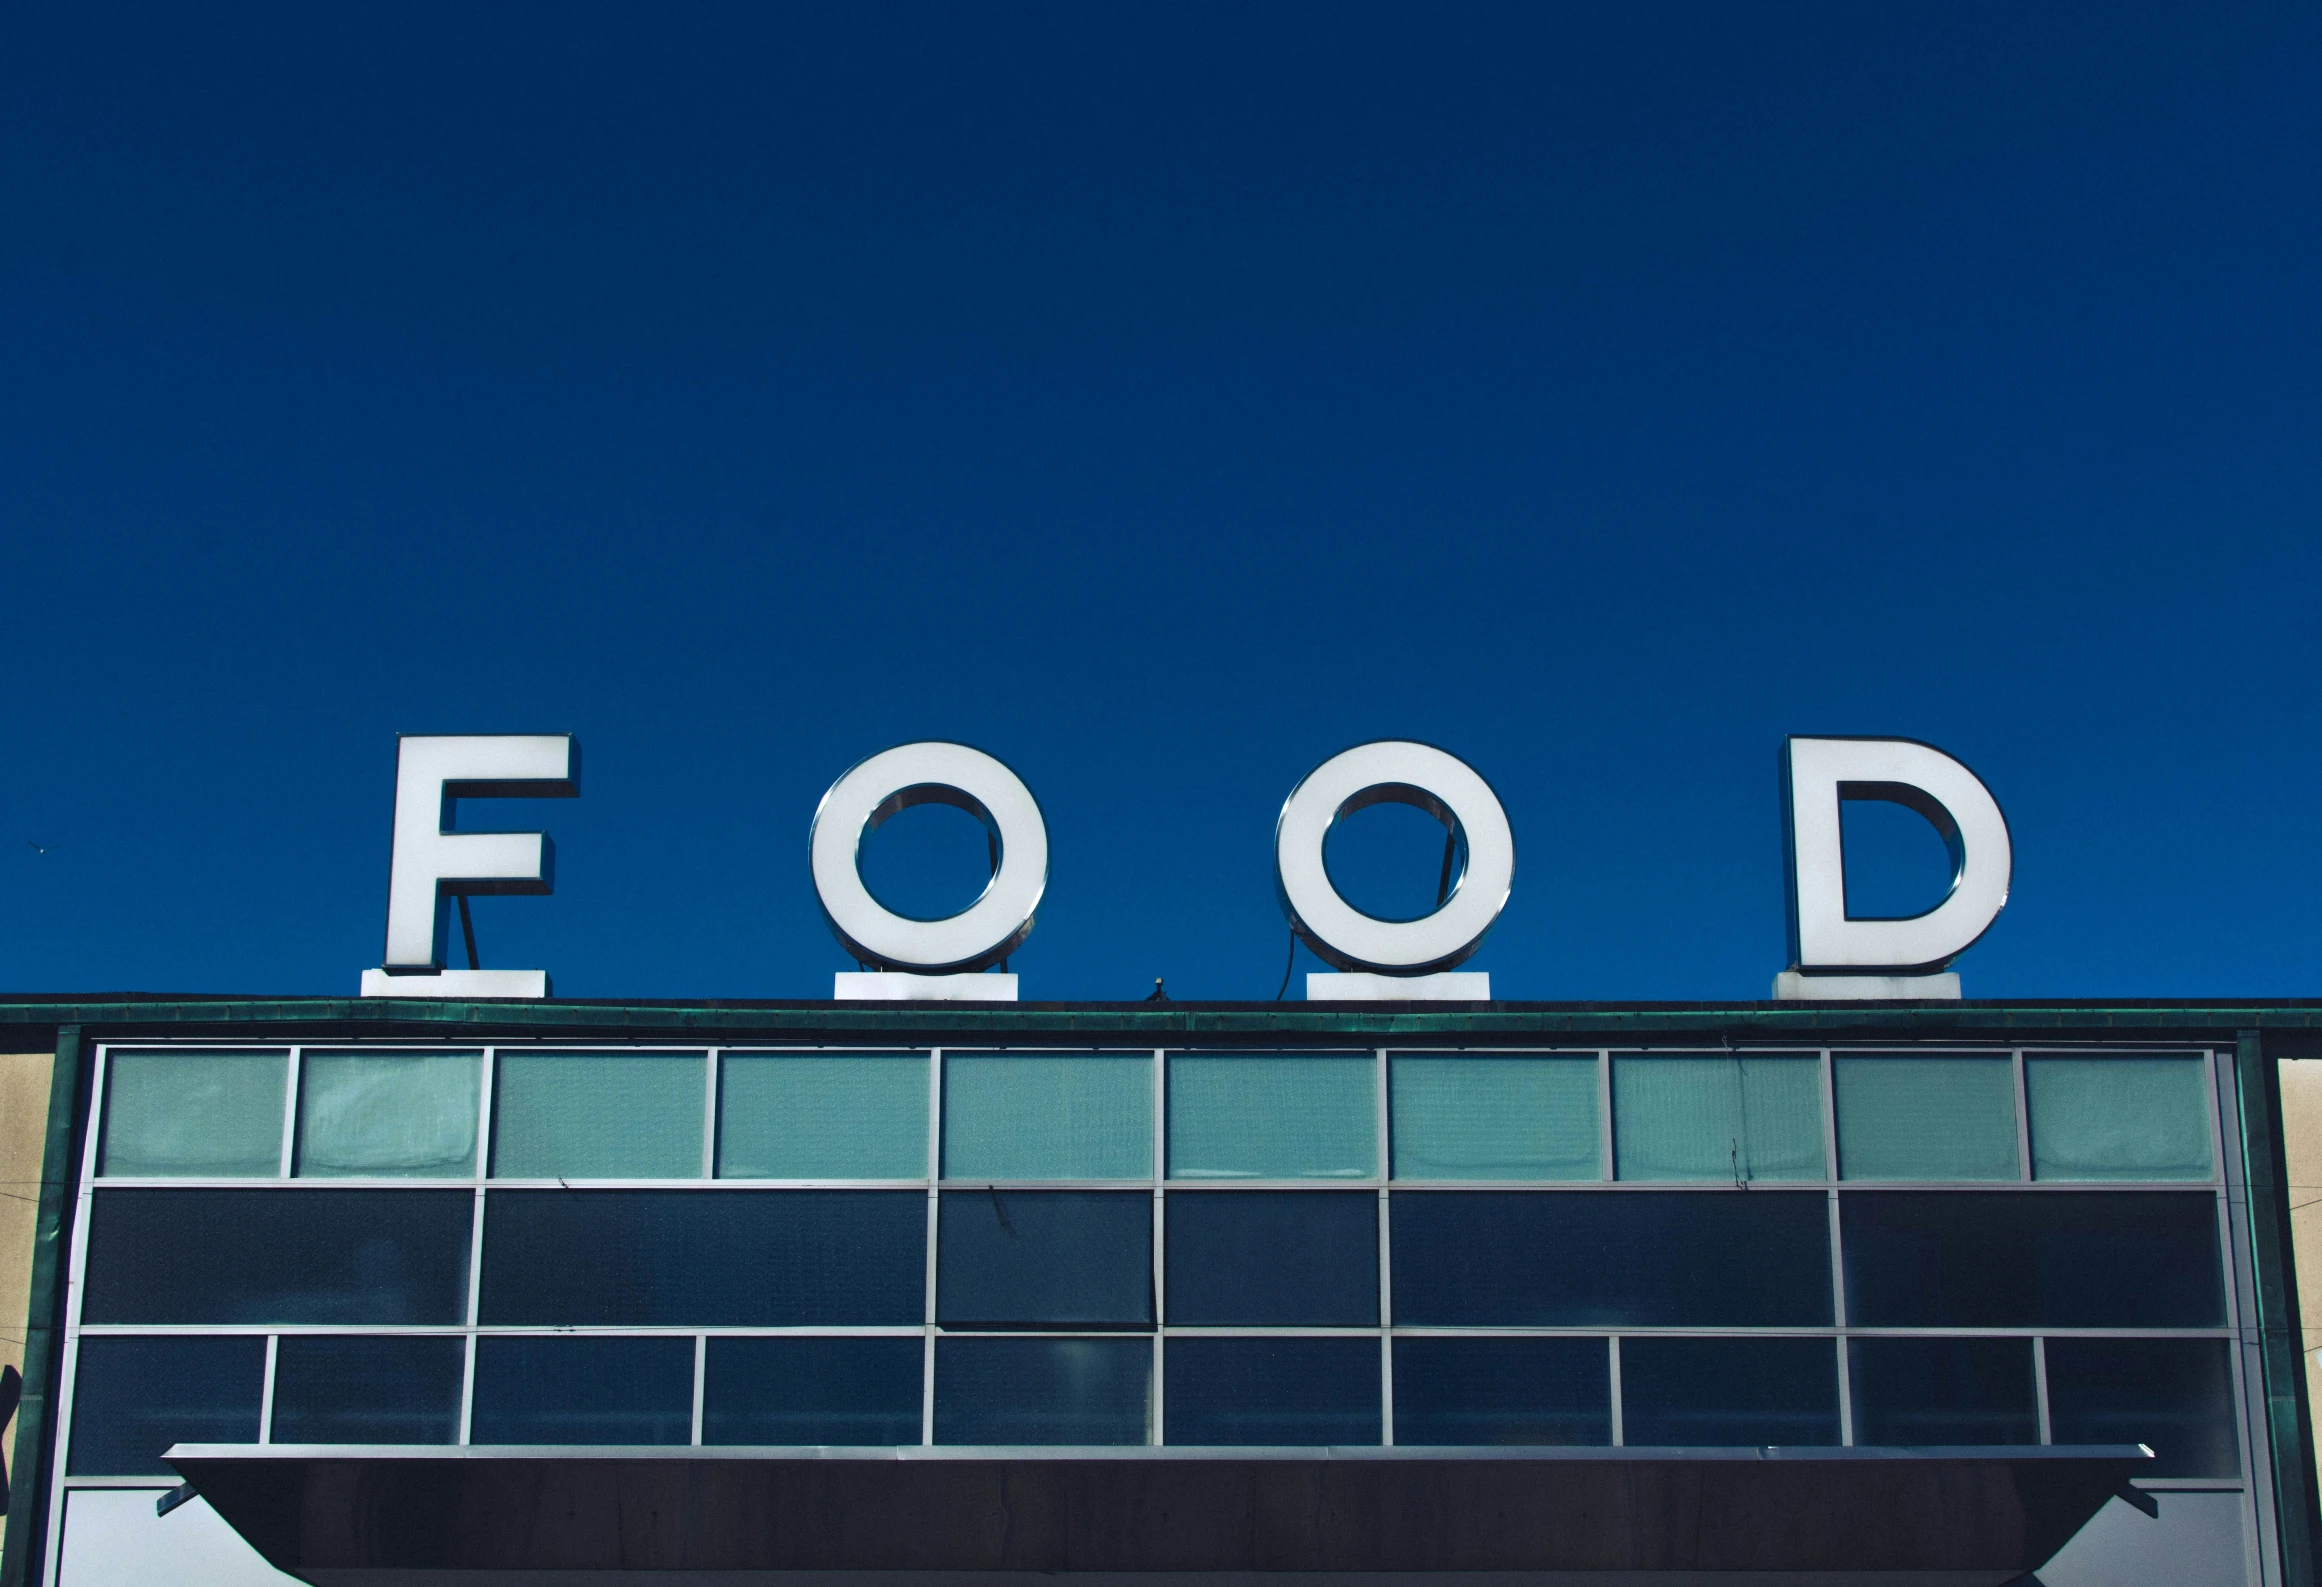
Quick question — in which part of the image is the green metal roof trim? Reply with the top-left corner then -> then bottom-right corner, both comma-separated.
0,994 -> 2320,1041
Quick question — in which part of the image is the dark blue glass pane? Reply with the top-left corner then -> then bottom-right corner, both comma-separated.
702,1336 -> 924,1445
469,1335 -> 695,1445
1620,1336 -> 1840,1447
1165,1192 -> 1376,1325
933,1336 -> 1150,1444
1847,1336 -> 2037,1447
1164,1337 -> 1380,1446
271,1335 -> 465,1444
1391,1191 -> 1831,1326
480,1190 -> 924,1326
937,1190 -> 1152,1328
81,1189 -> 472,1324
2046,1337 -> 2239,1477
1842,1192 -> 2223,1327
1391,1336 -> 1610,1445
67,1335 -> 264,1475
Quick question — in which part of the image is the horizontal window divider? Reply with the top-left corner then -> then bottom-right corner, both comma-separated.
1163,1178 -> 1385,1188
1158,1327 -> 1387,1337
58,1477 -> 184,1490
936,1180 -> 1156,1191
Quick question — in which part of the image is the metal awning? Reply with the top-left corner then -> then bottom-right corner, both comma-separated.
166,1441 -> 2152,1586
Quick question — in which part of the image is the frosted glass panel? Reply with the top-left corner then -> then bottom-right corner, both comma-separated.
2028,1056 -> 2212,1181
100,1051 -> 285,1177
1391,1056 -> 1598,1180
297,1052 -> 481,1177
720,1052 -> 928,1178
492,1051 -> 705,1178
1168,1054 -> 1375,1179
1836,1056 -> 2017,1181
944,1054 -> 1150,1179
1612,1055 -> 1821,1182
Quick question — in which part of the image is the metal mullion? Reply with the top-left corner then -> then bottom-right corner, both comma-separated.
1607,1336 -> 1623,1447
1376,1046 -> 1393,1446
44,1044 -> 109,1587
691,1336 -> 707,1446
2033,1336 -> 2052,1444
702,1048 -> 721,1179
280,1047 -> 302,1177
1152,1048 -> 1166,1446
1821,1049 -> 1850,1444
2012,1050 -> 2032,1181
2211,1044 -> 2280,1587
923,1048 -> 942,1447
1598,1049 -> 1614,1181
258,1336 -> 279,1443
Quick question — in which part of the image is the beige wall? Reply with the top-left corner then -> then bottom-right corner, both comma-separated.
2280,1060 -> 2322,1489
0,1052 -> 53,1556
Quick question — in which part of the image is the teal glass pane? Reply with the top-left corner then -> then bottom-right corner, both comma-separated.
943,1055 -> 1151,1180
1390,1056 -> 1599,1180
1168,1054 -> 1375,1179
100,1051 -> 286,1177
1836,1056 -> 2018,1181
719,1052 -> 929,1178
492,1052 -> 706,1179
297,1051 -> 482,1178
2028,1056 -> 2213,1181
1612,1056 -> 1822,1183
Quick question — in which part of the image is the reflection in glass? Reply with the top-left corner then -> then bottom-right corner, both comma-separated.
1390,1056 -> 1599,1180
1168,1054 -> 1375,1179
481,1189 -> 925,1326
720,1052 -> 928,1178
2046,1337 -> 2239,1477
1847,1336 -> 2037,1447
2027,1056 -> 2212,1181
1164,1337 -> 1380,1445
1392,1336 -> 1610,1445
1612,1056 -> 1821,1182
100,1051 -> 285,1177
470,1335 -> 695,1445
703,1336 -> 925,1445
934,1336 -> 1150,1444
271,1335 -> 465,1443
1165,1191 -> 1375,1325
492,1051 -> 705,1179
944,1054 -> 1152,1180
1393,1190 -> 1831,1327
937,1190 -> 1152,1328
1835,1056 -> 2017,1181
297,1051 -> 481,1177
66,1335 -> 264,1475
1619,1336 -> 1840,1447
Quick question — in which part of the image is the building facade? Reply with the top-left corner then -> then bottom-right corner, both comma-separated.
0,997 -> 2317,1587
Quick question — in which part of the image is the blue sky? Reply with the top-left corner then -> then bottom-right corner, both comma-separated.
3,2 -> 2317,1001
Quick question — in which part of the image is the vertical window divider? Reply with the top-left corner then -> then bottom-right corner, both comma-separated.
702,1048 -> 721,1179
1823,1050 -> 1851,1446
280,1047 -> 302,1178
1152,1047 -> 1167,1446
46,1044 -> 107,1578
2033,1335 -> 2052,1444
258,1335 -> 278,1444
2012,1049 -> 2032,1182
690,1335 -> 707,1446
1607,1335 -> 1624,1447
1376,1046 -> 1393,1447
462,1047 -> 495,1446
1597,1049 -> 1615,1181
922,1048 -> 942,1447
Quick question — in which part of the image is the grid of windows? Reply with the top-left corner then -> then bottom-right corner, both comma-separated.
60,1043 -> 2244,1485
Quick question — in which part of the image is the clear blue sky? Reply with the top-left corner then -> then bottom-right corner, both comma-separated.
3,2 -> 2317,1001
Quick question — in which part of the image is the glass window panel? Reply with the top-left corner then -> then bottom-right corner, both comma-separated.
719,1052 -> 928,1179
2045,1337 -> 2239,1477
81,1188 -> 472,1324
1390,1056 -> 1599,1180
296,1051 -> 481,1178
942,1054 -> 1150,1180
1835,1056 -> 2018,1181
1167,1053 -> 1375,1179
2027,1056 -> 2214,1182
933,1336 -> 1150,1445
937,1190 -> 1152,1328
1611,1055 -> 1822,1182
481,1189 -> 924,1326
1163,1337 -> 1380,1446
99,1051 -> 284,1178
491,1051 -> 705,1179
1847,1337 -> 2038,1447
270,1335 -> 465,1444
66,1335 -> 264,1475
1392,1190 -> 1831,1327
1391,1336 -> 1610,1446
1165,1191 -> 1376,1325
702,1337 -> 924,1446
1841,1191 -> 2224,1328
1619,1336 -> 1840,1447
469,1335 -> 695,1446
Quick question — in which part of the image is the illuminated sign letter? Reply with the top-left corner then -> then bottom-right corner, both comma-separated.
361,734 -> 579,999
1779,735 -> 2011,999
811,742 -> 1048,988
1276,741 -> 1514,997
